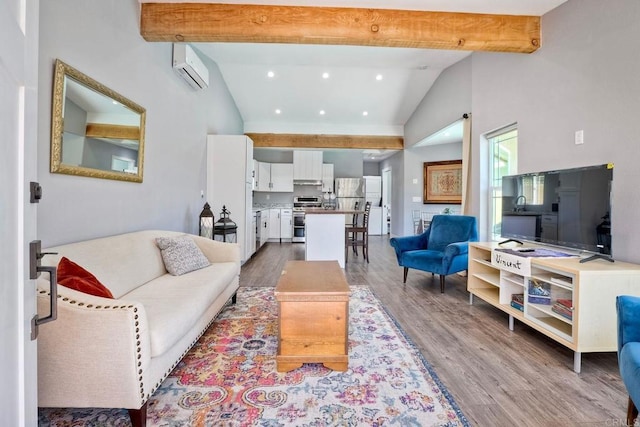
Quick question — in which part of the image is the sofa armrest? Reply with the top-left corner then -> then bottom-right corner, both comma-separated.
37,287 -> 152,409
617,295 -> 640,354
193,235 -> 241,265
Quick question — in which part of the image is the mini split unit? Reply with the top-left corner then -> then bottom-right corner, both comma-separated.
172,44 -> 209,90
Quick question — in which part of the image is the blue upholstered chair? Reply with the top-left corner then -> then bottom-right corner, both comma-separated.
617,295 -> 640,425
389,215 -> 478,293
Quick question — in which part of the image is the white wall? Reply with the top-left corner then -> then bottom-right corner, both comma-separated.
470,0 -> 640,262
380,151 -> 404,236
394,56 -> 471,236
404,56 -> 472,147
386,143 -> 463,236
37,0 -> 243,246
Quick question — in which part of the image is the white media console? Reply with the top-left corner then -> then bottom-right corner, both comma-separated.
468,242 -> 640,373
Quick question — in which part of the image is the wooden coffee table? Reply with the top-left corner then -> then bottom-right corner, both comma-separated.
274,260 -> 350,372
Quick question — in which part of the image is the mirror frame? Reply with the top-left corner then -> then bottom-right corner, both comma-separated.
50,59 -> 146,183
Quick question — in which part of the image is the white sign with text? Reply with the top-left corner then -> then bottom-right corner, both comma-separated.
491,250 -> 532,277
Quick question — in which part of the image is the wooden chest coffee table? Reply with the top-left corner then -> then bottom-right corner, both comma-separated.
275,260 -> 350,372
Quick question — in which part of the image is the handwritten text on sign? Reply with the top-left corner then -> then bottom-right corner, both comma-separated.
491,250 -> 532,276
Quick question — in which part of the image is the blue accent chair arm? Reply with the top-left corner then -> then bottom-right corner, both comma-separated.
443,241 -> 469,258
617,295 -> 640,424
442,241 -> 469,272
617,295 -> 640,354
389,229 -> 430,264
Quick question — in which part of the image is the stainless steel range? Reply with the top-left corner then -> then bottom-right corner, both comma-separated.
292,196 -> 322,243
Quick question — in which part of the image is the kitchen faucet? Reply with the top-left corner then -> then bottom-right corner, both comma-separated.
514,195 -> 526,212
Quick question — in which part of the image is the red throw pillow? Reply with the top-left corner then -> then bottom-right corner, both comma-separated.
57,257 -> 114,299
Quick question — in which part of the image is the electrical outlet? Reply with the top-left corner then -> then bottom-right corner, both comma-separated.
575,130 -> 584,145
200,190 -> 204,198
412,179 -> 418,184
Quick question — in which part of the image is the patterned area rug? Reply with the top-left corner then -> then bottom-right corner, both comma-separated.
39,286 -> 469,426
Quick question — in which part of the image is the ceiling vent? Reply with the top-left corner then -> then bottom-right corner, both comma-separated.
172,44 -> 209,90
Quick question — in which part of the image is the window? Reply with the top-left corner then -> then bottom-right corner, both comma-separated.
487,125 -> 518,241
111,155 -> 136,173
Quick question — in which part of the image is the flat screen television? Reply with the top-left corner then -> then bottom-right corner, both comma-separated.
500,164 -> 613,259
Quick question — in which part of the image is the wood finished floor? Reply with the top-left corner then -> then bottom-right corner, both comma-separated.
240,236 -> 627,427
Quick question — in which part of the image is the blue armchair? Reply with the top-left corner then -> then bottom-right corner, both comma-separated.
617,295 -> 640,425
389,215 -> 478,293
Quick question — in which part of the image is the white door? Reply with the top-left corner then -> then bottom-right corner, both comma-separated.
1,0 -> 40,424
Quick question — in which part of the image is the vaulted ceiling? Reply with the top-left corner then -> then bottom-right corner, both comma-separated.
139,1 -> 567,154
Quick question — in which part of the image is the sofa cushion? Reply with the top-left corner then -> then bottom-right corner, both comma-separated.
57,257 -> 114,299
122,261 -> 239,358
156,235 -> 211,276
42,231 -> 184,298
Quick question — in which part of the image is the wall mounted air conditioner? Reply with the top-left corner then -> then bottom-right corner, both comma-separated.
172,43 -> 209,90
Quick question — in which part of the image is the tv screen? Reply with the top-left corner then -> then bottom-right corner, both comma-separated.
500,164 -> 612,255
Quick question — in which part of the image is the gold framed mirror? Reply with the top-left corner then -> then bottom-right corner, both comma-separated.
50,59 -> 146,183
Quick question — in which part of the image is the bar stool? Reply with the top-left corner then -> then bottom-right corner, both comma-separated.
346,201 -> 371,263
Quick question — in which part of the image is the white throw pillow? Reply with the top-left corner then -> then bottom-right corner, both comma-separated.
156,235 -> 211,276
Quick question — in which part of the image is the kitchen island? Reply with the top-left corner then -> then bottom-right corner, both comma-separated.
304,209 -> 361,268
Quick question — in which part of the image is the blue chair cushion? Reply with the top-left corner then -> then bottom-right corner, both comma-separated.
401,250 -> 445,275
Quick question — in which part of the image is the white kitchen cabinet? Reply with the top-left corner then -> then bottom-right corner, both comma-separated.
267,208 -> 293,241
206,135 -> 253,263
256,161 -> 271,192
269,209 -> 281,239
322,163 -> 334,193
280,209 -> 293,239
293,150 -> 323,181
270,163 -> 294,192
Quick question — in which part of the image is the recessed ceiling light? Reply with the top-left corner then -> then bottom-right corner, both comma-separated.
267,71 -> 275,78
319,110 -> 326,115
444,132 -> 450,137
275,109 -> 281,114
375,74 -> 383,81
363,111 -> 368,116
322,72 -> 330,79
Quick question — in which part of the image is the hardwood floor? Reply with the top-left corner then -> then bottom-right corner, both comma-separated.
240,236 -> 627,426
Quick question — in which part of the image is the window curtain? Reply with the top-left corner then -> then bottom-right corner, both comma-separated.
461,113 -> 472,215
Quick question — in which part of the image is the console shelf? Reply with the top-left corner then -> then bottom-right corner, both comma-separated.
468,242 -> 640,373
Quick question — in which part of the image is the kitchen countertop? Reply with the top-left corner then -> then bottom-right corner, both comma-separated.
303,209 -> 363,214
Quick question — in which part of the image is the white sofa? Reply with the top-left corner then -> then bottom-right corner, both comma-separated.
36,230 -> 240,426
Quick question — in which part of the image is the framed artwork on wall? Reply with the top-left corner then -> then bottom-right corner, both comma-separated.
423,160 -> 463,204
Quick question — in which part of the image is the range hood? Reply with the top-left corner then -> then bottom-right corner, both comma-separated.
293,179 -> 322,186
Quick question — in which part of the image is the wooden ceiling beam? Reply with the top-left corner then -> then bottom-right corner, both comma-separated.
140,3 -> 540,53
85,123 -> 140,140
246,133 -> 403,150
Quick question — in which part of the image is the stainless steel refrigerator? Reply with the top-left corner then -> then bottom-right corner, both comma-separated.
335,178 -> 365,222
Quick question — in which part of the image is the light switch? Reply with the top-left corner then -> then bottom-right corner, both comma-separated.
412,179 -> 418,184
412,196 -> 421,202
575,130 -> 584,145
